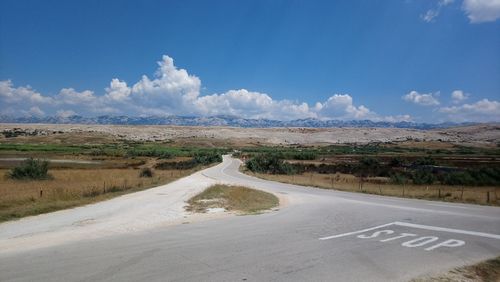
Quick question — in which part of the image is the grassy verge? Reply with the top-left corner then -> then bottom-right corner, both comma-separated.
411,256 -> 500,282
0,167 -> 199,222
186,184 -> 279,214
243,169 -> 499,206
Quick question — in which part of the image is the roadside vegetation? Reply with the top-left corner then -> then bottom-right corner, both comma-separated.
241,149 -> 500,205
7,158 -> 52,180
0,142 -> 226,222
186,184 -> 279,214
411,256 -> 500,282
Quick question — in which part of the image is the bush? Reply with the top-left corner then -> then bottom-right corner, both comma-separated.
127,149 -> 173,159
139,167 -> 154,178
8,158 -> 52,180
155,152 -> 222,170
355,157 -> 384,177
389,157 -> 405,167
246,154 -> 296,175
284,151 -> 317,160
412,168 -> 435,185
412,156 -> 436,166
390,173 -> 407,184
193,152 -> 222,165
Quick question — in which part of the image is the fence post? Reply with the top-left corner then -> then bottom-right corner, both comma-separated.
379,185 -> 382,195
438,188 -> 441,198
487,191 -> 490,203
103,181 -> 106,193
40,188 -> 43,198
460,186 -> 464,200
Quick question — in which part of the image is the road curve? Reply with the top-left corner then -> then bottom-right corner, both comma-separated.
1,155 -> 499,281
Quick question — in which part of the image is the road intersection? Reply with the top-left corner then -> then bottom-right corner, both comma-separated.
1,156 -> 499,281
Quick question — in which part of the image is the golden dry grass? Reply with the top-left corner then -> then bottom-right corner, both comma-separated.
411,256 -> 500,282
245,171 -> 500,206
0,167 -> 196,222
187,184 -> 279,214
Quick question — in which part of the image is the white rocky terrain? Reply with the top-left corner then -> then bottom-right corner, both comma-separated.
0,123 -> 499,146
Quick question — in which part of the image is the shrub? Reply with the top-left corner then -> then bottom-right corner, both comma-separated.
389,157 -> 405,167
155,152 -> 222,170
8,158 -> 52,180
412,156 -> 436,166
139,167 -> 154,178
193,152 -> 222,165
355,157 -> 384,177
285,151 -> 317,160
390,173 -> 407,184
127,149 -> 173,159
412,167 -> 435,185
246,154 -> 296,174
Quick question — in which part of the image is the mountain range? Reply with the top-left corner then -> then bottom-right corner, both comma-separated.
0,115 -> 475,129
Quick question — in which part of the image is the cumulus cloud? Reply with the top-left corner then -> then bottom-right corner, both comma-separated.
451,90 -> 469,103
403,91 -> 440,106
0,80 -> 53,105
316,94 -> 375,119
57,88 -> 97,105
439,99 -> 500,121
0,54 -> 413,122
130,55 -> 201,113
193,89 -> 316,120
105,79 -> 131,102
463,0 -> 500,23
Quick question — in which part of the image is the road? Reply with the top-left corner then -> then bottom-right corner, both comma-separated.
1,155 -> 499,281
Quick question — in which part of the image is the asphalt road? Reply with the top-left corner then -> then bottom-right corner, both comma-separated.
1,156 -> 499,281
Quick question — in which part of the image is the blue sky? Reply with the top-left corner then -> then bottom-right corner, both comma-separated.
1,0 -> 499,122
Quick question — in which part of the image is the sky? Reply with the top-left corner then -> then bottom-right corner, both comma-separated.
0,0 -> 499,123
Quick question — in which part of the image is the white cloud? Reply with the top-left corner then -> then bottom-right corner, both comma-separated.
28,106 -> 45,117
418,0 -> 500,23
439,99 -> 500,121
105,79 -> 131,102
463,0 -> 500,23
317,94 -> 376,119
403,91 -> 440,106
57,88 -> 97,105
421,0 -> 455,22
56,110 -> 76,118
421,9 -> 441,22
130,55 -> 201,113
0,80 -> 53,105
451,90 -> 469,103
193,89 -> 317,120
0,54 -> 413,122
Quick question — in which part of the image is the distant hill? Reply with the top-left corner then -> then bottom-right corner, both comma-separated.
0,115 -> 475,129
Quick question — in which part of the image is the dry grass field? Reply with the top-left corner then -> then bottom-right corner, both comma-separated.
411,256 -> 500,282
245,170 -> 500,206
0,166 -> 198,222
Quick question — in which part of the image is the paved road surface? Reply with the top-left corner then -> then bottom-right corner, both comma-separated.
1,156 -> 499,281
